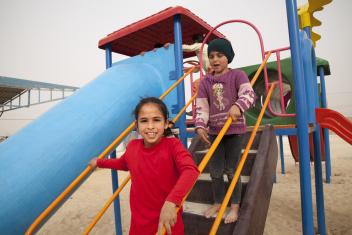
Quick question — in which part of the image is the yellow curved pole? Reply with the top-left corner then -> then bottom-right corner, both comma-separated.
25,122 -> 135,235
171,93 -> 197,126
209,83 -> 276,235
84,91 -> 197,235
25,67 -> 195,235
250,51 -> 272,87
197,117 -> 232,173
83,174 -> 131,234
159,67 -> 195,100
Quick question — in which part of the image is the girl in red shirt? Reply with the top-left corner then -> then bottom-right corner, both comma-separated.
89,97 -> 199,235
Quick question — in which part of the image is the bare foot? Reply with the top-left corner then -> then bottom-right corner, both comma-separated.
224,204 -> 239,224
204,204 -> 221,218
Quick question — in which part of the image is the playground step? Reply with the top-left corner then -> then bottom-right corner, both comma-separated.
195,149 -> 258,155
188,131 -> 261,159
183,201 -> 237,235
193,150 -> 257,176
186,174 -> 249,204
243,132 -> 261,150
197,173 -> 250,183
185,126 -> 278,235
186,127 -> 196,132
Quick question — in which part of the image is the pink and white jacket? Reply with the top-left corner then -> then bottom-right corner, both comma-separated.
195,68 -> 255,135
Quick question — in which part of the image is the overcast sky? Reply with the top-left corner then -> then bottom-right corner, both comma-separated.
0,0 -> 351,136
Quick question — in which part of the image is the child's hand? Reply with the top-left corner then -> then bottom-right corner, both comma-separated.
157,201 -> 177,235
88,158 -> 98,170
228,105 -> 241,122
192,79 -> 200,94
196,128 -> 211,146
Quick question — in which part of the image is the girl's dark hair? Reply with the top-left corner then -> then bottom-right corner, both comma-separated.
134,97 -> 174,137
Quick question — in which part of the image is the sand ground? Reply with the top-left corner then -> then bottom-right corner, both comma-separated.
38,134 -> 352,235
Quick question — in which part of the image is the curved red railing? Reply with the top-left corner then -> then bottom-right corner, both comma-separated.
199,20 -> 294,118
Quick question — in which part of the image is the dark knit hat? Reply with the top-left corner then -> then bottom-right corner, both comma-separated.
207,38 -> 235,63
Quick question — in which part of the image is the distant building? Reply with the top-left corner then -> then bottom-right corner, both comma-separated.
0,76 -> 78,116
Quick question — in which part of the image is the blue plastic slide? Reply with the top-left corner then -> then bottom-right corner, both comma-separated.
0,46 -> 178,234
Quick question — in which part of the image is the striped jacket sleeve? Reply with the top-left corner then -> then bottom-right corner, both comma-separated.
195,79 -> 209,130
234,71 -> 256,112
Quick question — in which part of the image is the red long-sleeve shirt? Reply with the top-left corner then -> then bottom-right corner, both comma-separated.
97,137 -> 199,235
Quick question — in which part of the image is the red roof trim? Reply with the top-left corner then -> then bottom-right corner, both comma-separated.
98,6 -> 225,54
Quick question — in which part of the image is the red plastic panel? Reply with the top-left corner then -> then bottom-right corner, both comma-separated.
98,6 -> 225,57
316,108 -> 352,145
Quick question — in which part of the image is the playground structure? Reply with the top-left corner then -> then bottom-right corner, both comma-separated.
0,1 -> 351,235
0,76 -> 78,116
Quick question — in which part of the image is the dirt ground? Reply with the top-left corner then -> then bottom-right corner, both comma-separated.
38,134 -> 352,235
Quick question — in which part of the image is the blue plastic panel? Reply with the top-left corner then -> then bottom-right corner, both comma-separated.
0,46 -> 176,234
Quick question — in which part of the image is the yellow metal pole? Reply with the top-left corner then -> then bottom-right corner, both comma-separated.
209,83 -> 276,235
25,123 -> 135,235
172,93 -> 197,125
83,175 -> 131,234
197,118 -> 232,173
250,51 -> 272,86
160,67 -> 194,100
25,67 -> 195,235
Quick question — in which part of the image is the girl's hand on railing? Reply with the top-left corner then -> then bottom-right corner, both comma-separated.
228,105 -> 241,122
192,79 -> 200,94
196,128 -> 211,146
157,201 -> 177,235
88,158 -> 98,170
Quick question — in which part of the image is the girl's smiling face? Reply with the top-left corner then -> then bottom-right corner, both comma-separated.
136,103 -> 168,148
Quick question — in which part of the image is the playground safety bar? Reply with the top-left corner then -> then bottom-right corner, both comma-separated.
250,51 -> 272,86
264,46 -> 296,118
84,94 -> 198,234
25,66 -> 195,235
210,83 -> 276,234
267,46 -> 290,114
